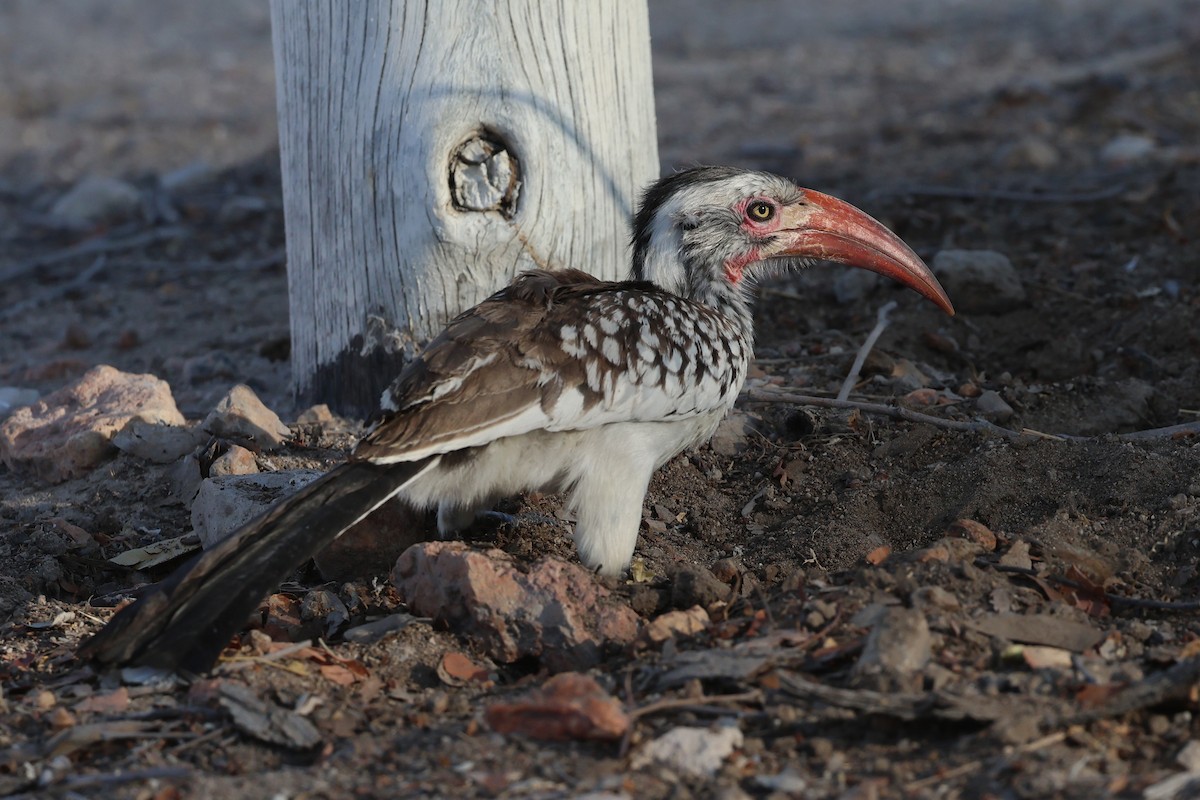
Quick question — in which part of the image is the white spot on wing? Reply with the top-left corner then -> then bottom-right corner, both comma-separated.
601,336 -> 622,365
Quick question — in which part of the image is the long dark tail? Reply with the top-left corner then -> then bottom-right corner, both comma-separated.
79,459 -> 432,674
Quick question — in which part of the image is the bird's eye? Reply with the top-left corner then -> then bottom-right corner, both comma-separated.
747,201 -> 775,222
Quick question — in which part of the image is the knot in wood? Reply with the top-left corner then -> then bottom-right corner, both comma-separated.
450,133 -> 520,217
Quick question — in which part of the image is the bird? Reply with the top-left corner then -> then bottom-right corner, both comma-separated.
80,166 -> 953,673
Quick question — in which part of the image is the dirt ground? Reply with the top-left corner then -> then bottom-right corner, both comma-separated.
3,1 -> 1200,798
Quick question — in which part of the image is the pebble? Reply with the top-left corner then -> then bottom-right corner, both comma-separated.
709,410 -> 762,456
1001,136 -> 1061,169
1100,133 -> 1156,165
932,249 -> 1027,314
202,384 -> 291,450
111,419 -> 202,463
668,564 -> 731,608
51,176 -> 142,225
159,161 -> 215,194
631,723 -> 743,778
208,444 -> 258,476
975,390 -> 1015,422
190,470 -> 322,548
851,607 -> 931,689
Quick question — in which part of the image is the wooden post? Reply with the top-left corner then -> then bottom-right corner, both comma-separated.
269,1 -> 658,416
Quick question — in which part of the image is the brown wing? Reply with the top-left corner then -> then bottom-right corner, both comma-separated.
352,268 -> 747,465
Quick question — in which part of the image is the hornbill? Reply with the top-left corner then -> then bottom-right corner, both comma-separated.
81,166 -> 953,673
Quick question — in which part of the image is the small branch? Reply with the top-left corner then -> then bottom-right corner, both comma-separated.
743,388 -> 1200,444
0,255 -> 108,323
904,730 -> 1071,793
0,226 -> 185,283
628,690 -> 762,722
874,184 -> 1126,204
1065,656 -> 1200,725
980,561 -> 1200,612
837,301 -> 895,401
744,388 -> 1020,440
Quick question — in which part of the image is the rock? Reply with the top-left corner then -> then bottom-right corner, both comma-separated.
391,542 -> 640,671
111,419 -> 202,463
975,390 -> 1015,422
0,365 -> 185,483
202,384 -> 291,450
313,498 -> 429,582
911,586 -> 960,612
998,539 -> 1033,570
947,518 -> 998,551
159,161 -> 214,194
709,410 -> 762,456
209,445 -> 258,476
51,176 -> 142,225
754,769 -> 809,794
169,452 -> 204,506
190,470 -> 322,548
851,607 -> 931,690
631,723 -> 744,778
1100,133 -> 1156,165
931,249 -> 1027,314
300,589 -> 349,637
485,672 -> 630,742
296,404 -> 336,425
668,564 -> 732,609
644,606 -> 710,644
1001,136 -> 1060,169
1176,740 -> 1200,772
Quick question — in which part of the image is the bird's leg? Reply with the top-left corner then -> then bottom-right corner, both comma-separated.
567,459 -> 656,576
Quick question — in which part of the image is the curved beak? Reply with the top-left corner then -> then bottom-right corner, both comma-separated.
775,188 -> 954,315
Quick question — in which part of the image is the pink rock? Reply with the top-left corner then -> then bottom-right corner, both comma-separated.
392,542 -> 640,671
202,384 -> 290,450
0,365 -> 185,483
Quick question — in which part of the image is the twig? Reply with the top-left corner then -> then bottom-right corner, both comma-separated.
1065,656 -> 1200,725
837,301 -> 896,401
41,767 -> 192,794
215,639 -> 313,673
874,184 -> 1126,204
0,255 -> 108,323
744,388 -> 1020,439
1,226 -> 185,283
980,561 -> 1200,612
774,671 -> 937,720
628,690 -> 763,722
117,250 -> 285,274
904,730 -> 1071,792
743,388 -> 1200,443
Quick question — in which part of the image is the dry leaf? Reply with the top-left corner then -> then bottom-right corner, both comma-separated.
108,534 -> 200,570
437,652 -> 489,686
319,664 -> 358,687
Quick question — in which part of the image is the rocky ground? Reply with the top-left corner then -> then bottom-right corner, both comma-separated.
2,1 -> 1200,798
